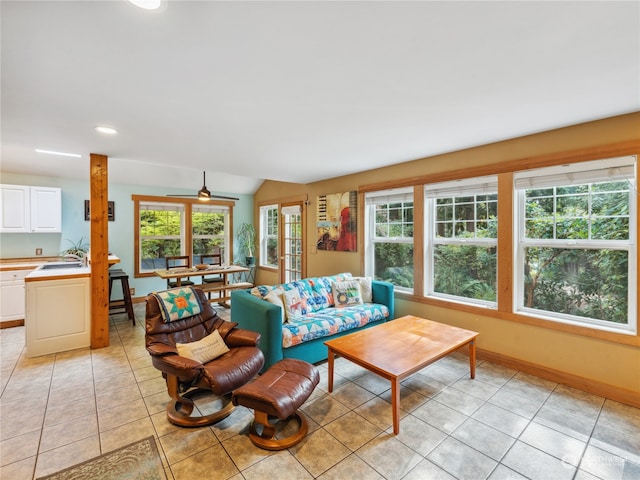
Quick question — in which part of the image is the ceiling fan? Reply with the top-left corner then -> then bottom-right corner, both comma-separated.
166,171 -> 239,200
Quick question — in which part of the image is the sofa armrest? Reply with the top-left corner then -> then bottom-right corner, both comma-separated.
371,280 -> 395,319
230,290 -> 284,370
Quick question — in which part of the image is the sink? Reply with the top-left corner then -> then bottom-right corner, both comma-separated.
39,262 -> 84,270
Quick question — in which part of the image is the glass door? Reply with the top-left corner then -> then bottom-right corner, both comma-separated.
280,204 -> 304,283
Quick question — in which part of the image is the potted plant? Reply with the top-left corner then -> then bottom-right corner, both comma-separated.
60,237 -> 89,261
236,222 -> 256,266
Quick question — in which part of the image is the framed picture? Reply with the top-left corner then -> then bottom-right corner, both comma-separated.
85,200 -> 115,221
316,191 -> 357,251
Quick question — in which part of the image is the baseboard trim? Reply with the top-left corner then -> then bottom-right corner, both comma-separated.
476,348 -> 639,408
0,319 -> 24,329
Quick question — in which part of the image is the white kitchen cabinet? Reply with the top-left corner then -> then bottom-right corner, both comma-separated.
0,269 -> 31,322
0,184 -> 61,233
30,186 -> 62,232
25,275 -> 91,357
0,184 -> 30,232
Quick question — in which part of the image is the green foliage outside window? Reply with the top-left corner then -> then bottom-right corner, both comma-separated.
373,201 -> 414,289
432,194 -> 498,302
140,206 -> 225,269
522,181 -> 630,324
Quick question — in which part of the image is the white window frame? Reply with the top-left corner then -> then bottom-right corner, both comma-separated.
513,156 -> 637,335
364,187 -> 414,292
259,204 -> 278,268
425,175 -> 498,308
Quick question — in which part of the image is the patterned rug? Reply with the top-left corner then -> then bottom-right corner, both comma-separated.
37,436 -> 166,480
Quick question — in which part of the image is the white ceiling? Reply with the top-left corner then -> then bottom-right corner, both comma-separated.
1,1 -> 639,196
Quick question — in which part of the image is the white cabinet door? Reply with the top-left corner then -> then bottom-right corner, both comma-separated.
0,281 -> 26,321
30,186 -> 62,232
0,184 -> 30,232
0,269 -> 31,322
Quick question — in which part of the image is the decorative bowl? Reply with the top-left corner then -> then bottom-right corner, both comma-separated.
195,264 -> 209,270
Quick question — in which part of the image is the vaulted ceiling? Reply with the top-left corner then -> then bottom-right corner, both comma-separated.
2,1 -> 638,195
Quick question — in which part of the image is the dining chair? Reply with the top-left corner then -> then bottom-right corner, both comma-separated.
165,255 -> 195,288
200,251 -> 224,299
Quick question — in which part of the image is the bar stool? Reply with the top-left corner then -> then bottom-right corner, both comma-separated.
108,269 -> 135,325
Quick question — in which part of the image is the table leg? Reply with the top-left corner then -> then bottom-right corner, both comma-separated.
392,378 -> 400,434
469,340 -> 476,379
327,349 -> 334,393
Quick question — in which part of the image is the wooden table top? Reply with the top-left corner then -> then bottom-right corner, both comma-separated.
153,264 -> 249,279
324,315 -> 479,378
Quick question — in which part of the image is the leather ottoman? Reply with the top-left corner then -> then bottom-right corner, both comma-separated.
232,358 -> 320,450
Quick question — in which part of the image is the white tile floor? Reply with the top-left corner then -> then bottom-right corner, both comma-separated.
1,304 -> 639,480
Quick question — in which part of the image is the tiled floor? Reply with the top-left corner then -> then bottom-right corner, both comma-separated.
1,304 -> 639,480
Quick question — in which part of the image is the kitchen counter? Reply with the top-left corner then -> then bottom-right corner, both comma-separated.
0,260 -> 49,271
26,262 -> 91,281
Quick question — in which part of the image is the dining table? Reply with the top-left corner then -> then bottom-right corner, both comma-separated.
153,264 -> 252,306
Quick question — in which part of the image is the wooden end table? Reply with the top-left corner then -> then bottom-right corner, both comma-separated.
324,315 -> 479,434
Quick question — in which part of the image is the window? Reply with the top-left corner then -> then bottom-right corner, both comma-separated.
134,196 -> 233,275
425,176 -> 498,306
259,205 -> 278,268
514,156 -> 636,334
192,204 -> 229,264
365,188 -> 414,290
139,202 -> 185,271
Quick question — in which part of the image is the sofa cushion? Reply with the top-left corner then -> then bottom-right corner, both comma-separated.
283,288 -> 310,320
250,272 -> 354,312
332,280 -> 363,306
264,287 -> 286,323
352,277 -> 373,302
281,303 -> 390,348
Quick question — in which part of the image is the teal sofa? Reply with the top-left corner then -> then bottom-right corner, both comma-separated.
230,274 -> 394,370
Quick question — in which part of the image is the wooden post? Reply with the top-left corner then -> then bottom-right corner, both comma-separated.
90,153 -> 109,348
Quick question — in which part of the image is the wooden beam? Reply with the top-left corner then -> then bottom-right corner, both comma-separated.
90,153 -> 109,348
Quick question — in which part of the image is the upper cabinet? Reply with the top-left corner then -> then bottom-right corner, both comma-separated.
0,184 -> 62,233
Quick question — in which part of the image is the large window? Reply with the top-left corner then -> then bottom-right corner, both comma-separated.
514,156 -> 636,333
135,197 -> 232,275
192,204 -> 228,264
364,188 -> 414,291
139,202 -> 185,271
259,205 -> 278,268
425,176 -> 498,306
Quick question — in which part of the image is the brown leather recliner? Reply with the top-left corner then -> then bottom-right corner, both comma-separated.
145,287 -> 265,427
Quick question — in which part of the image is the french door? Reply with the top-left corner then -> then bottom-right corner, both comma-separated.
280,203 -> 304,283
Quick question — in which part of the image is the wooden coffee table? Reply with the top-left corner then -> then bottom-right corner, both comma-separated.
324,315 -> 479,434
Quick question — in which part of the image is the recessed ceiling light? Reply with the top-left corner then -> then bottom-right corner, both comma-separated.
129,0 -> 162,10
35,149 -> 82,158
95,126 -> 118,135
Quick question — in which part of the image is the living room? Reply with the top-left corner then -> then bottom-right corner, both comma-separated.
1,1 -> 639,479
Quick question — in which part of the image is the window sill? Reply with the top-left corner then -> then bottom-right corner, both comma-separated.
396,291 -> 640,347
